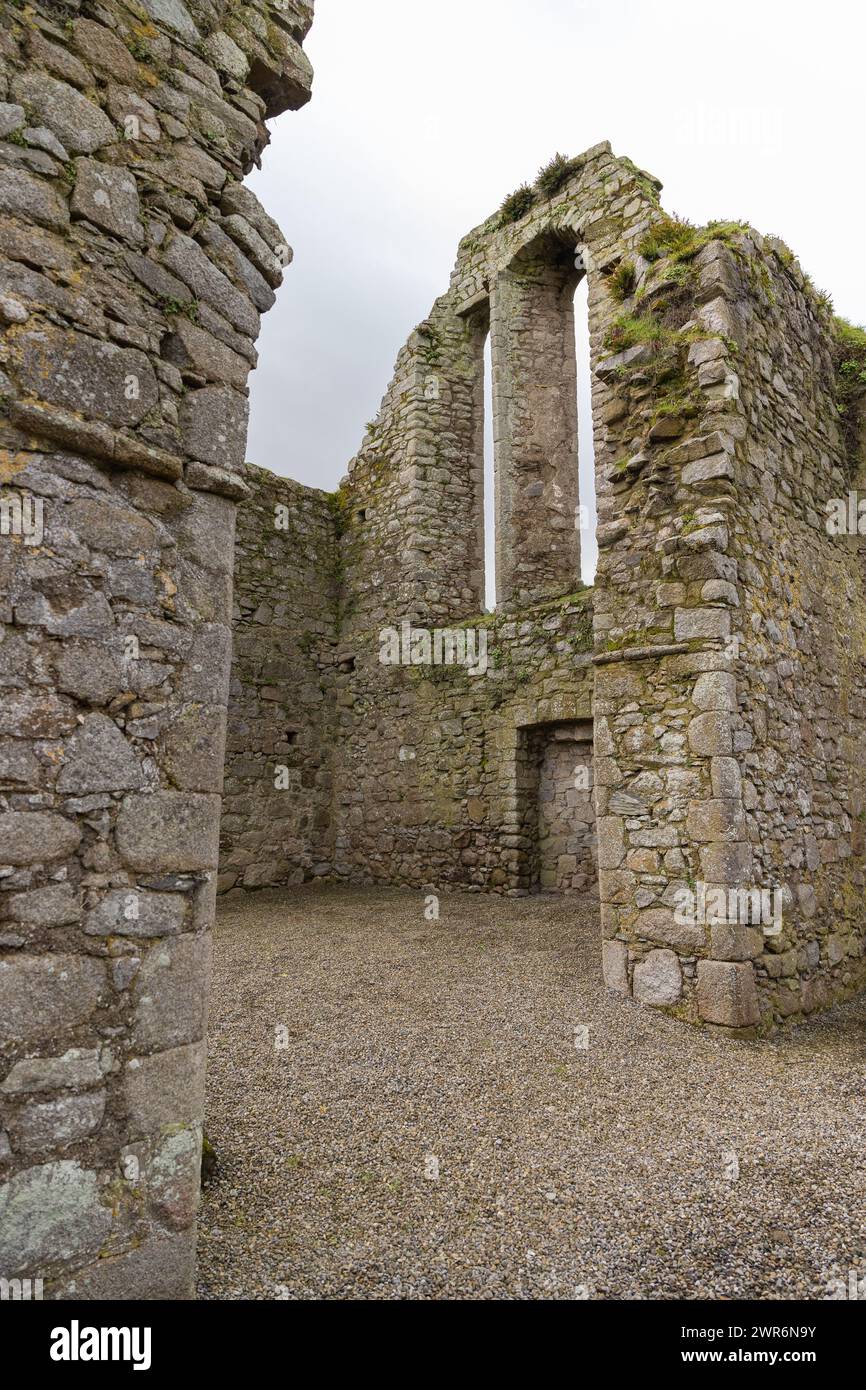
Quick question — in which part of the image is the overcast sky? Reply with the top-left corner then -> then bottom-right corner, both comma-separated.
246,0 -> 865,595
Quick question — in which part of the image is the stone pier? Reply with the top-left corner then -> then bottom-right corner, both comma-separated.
0,0 -> 314,1298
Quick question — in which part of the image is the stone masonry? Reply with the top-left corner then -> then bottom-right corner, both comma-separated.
536,724 -> 595,894
0,0 -> 314,1298
224,143 -> 866,1042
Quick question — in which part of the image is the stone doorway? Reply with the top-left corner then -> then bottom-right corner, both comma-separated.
524,721 -> 596,895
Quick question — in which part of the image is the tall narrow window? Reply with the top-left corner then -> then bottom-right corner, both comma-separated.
574,274 -> 597,585
483,333 -> 496,610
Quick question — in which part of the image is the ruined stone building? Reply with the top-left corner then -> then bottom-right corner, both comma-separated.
1,0 -> 866,1302
225,143 -> 866,1042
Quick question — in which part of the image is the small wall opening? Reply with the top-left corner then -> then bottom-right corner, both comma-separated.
517,720 -> 597,896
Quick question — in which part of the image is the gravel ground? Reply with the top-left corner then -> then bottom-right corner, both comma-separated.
197,886 -> 866,1300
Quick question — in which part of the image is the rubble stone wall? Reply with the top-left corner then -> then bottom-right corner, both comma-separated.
719,236 -> 866,1024
536,725 -> 595,894
220,464 -> 338,893
589,216 -> 866,1032
330,592 -> 594,892
0,0 -> 314,1298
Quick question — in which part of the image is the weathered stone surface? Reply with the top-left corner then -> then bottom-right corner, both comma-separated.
162,314 -> 250,389
0,738 -> 40,785
205,30 -> 250,81
710,756 -> 741,799
250,32 -> 314,116
51,1230 -> 195,1300
699,841 -> 754,885
179,385 -> 249,471
64,497 -> 158,555
70,19 -> 140,83
602,939 -> 628,993
132,934 -> 212,1049
637,907 -> 705,952
682,453 -> 735,485
177,624 -> 232,702
85,889 -> 187,939
709,923 -> 763,961
686,798 -> 746,844
11,1090 -> 105,1153
70,158 -> 144,243
57,714 -> 144,794
220,181 -> 285,251
0,811 -> 81,865
1,1049 -> 102,1094
633,949 -> 682,1005
0,102 -> 25,138
25,30 -> 93,89
0,212 -> 75,274
0,1161 -> 112,1276
105,86 -> 161,142
675,607 -> 730,641
145,1125 -> 201,1228
14,576 -> 114,641
0,166 -> 69,231
186,460 -> 250,499
2,883 -> 81,927
697,960 -> 760,1027
161,704 -> 227,793
687,712 -> 732,756
222,213 -> 283,287
162,232 -> 259,337
0,955 -> 105,1043
692,672 -> 736,712
54,641 -> 125,706
124,1040 -> 207,1136
193,218 -> 276,313
139,0 -> 201,42
0,0 -> 314,1307
16,328 -> 159,427
596,815 -> 625,870
11,74 -> 115,154
115,792 -> 221,871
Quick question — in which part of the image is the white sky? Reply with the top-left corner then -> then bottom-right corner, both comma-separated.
246,0 -> 865,595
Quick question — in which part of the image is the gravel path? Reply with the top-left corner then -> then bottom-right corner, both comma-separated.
197,886 -> 866,1300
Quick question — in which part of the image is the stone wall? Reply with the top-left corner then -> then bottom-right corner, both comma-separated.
222,470 -> 594,891
536,724 -> 595,893
221,465 -> 338,892
331,592 -> 594,891
589,219 -> 866,1032
716,235 -> 866,1024
0,0 -> 313,1298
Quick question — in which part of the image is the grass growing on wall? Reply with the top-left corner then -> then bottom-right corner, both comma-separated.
638,216 -> 750,265
833,316 -> 866,469
498,184 -> 535,226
